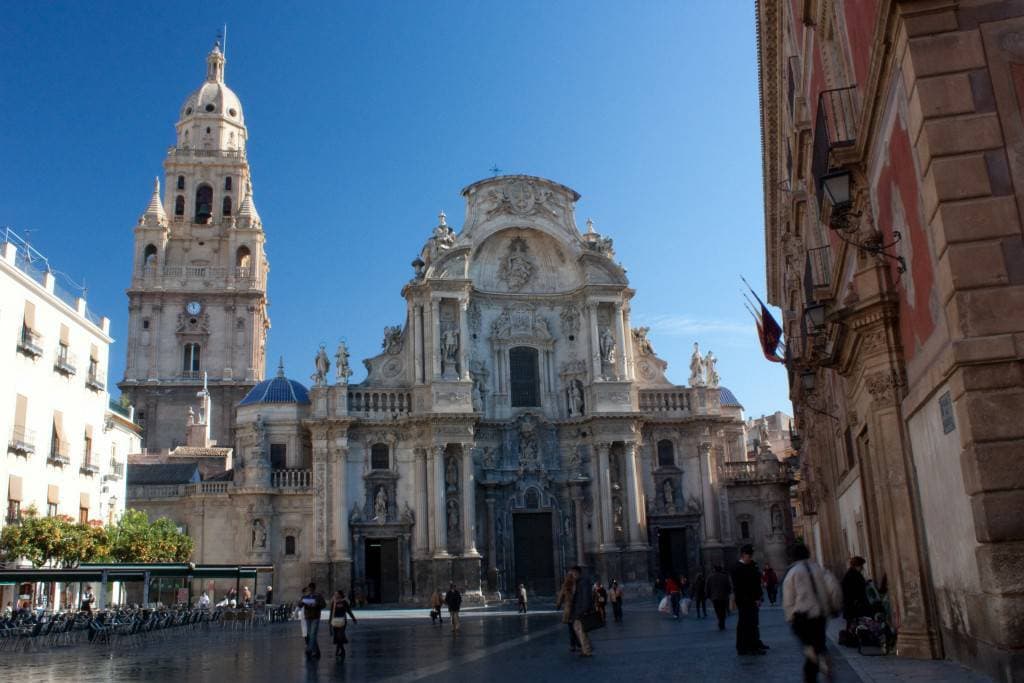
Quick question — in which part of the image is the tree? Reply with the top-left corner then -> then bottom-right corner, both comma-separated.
108,509 -> 193,563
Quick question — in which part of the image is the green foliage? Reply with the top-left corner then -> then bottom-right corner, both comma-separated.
0,508 -> 192,567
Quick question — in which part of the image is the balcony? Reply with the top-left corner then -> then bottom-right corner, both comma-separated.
181,370 -> 202,380
812,85 -> 859,196
85,372 -> 106,392
48,442 -> 71,467
638,389 -> 692,416
271,468 -> 312,489
804,244 -> 833,303
17,327 -> 43,358
80,461 -> 100,476
103,462 -> 125,481
719,459 -> 794,485
4,514 -> 21,526
54,349 -> 78,376
8,426 -> 35,456
166,146 -> 245,160
348,390 -> 413,419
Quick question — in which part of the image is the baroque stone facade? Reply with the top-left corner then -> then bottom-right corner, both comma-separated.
126,46 -> 794,607
758,1 -> 1024,679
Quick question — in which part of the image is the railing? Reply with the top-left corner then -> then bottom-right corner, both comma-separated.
86,372 -> 106,391
128,484 -> 182,499
182,481 -> 230,495
137,265 -> 261,288
4,514 -> 21,526
719,459 -> 792,484
48,443 -> 71,467
348,390 -> 413,417
812,85 -> 859,195
17,327 -> 44,358
166,147 -> 246,159
8,426 -> 35,455
80,461 -> 100,476
271,469 -> 312,489
54,349 -> 77,375
638,389 -> 691,415
804,244 -> 833,301
182,370 -> 202,380
103,461 -> 125,480
109,398 -> 132,419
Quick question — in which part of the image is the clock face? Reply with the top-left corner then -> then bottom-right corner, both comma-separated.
186,301 -> 202,316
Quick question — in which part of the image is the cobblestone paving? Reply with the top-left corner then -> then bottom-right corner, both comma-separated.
13,602 -> 994,682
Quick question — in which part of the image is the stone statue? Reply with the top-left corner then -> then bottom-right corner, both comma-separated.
613,499 -> 624,530
481,447 -> 497,469
382,326 -> 403,355
704,350 -> 719,387
600,327 -> 616,365
401,502 -> 415,524
251,519 -> 267,549
771,505 -> 783,532
518,419 -> 539,472
187,406 -> 196,426
759,419 -> 771,452
312,344 -> 330,387
445,456 -> 459,492
567,380 -> 584,417
447,499 -> 459,532
689,342 -> 705,386
374,486 -> 388,520
633,326 -> 655,355
662,479 -> 674,507
471,372 -> 486,411
441,327 -> 459,376
335,341 -> 352,384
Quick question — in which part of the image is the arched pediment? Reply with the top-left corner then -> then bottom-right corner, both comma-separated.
469,228 -> 583,294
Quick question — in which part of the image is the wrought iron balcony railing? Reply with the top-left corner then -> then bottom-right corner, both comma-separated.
17,327 -> 44,358
8,426 -> 35,456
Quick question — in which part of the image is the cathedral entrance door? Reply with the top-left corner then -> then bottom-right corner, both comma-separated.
658,528 -> 688,580
513,512 -> 555,595
364,539 -> 400,603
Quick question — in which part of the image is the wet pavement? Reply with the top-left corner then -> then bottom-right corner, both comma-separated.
13,601 -> 993,682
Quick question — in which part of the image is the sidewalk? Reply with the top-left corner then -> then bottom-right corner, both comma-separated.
824,614 -> 993,682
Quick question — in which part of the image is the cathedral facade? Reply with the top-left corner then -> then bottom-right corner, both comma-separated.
127,46 -> 793,603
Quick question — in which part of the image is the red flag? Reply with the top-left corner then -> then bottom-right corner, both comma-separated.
759,303 -> 784,363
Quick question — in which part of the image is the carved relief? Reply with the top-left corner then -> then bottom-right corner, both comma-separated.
632,326 -> 655,355
561,305 -> 581,337
497,236 -> 536,291
487,179 -> 556,218
382,326 -> 403,355
864,369 -> 906,405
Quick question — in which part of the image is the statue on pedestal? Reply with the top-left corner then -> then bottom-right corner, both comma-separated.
689,342 -> 705,386
312,344 -> 330,387
704,350 -> 719,387
335,341 -> 352,384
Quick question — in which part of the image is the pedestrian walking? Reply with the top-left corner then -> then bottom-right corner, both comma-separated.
841,556 -> 869,634
80,585 -> 95,614
731,544 -> 766,655
445,583 -> 462,633
783,543 -> 842,682
763,563 -> 780,606
430,587 -> 444,624
706,565 -> 732,630
266,585 -> 274,606
569,566 -> 594,657
556,570 -> 581,652
609,580 -> 624,622
329,590 -> 358,660
693,572 -> 707,619
593,579 -> 608,623
664,575 -> 682,619
242,585 -> 252,606
517,583 -> 528,613
300,582 -> 327,659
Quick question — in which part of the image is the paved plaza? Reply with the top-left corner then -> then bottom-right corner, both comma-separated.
14,601 -> 992,682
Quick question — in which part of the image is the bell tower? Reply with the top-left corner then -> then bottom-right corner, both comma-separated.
119,43 -> 270,450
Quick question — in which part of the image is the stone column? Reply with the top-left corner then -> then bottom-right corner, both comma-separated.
462,447 -> 479,556
485,493 -> 497,573
596,442 -> 615,551
572,487 -> 586,565
426,447 -> 437,553
414,448 -> 429,557
613,302 -> 627,380
458,299 -> 470,381
432,445 -> 449,557
621,304 -> 635,380
413,304 -> 424,385
430,298 -> 441,380
588,302 -> 602,381
332,444 -> 350,561
623,442 -> 646,549
700,442 -> 720,543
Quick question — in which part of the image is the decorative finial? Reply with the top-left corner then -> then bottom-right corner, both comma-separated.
438,210 -> 447,227
276,357 -> 285,378
153,176 -> 160,193
142,176 -> 167,224
586,218 -> 595,234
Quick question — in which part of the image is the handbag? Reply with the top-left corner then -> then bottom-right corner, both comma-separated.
330,616 -> 346,628
579,610 -> 605,632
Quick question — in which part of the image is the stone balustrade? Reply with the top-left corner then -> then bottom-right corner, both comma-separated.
348,389 -> 412,418
718,459 -> 792,484
638,388 -> 692,415
271,468 -> 311,488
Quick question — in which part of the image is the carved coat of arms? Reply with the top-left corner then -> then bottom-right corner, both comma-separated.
498,237 -> 535,291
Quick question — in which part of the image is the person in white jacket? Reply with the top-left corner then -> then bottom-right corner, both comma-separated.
782,543 -> 843,683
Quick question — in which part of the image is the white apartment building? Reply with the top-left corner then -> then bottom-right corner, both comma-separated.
0,228 -> 139,610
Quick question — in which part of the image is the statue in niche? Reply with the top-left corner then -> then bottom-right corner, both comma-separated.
471,372 -> 486,411
613,499 -> 624,531
689,342 -> 706,386
633,326 -> 655,355
312,344 -> 330,387
445,456 -> 459,492
374,485 -> 388,521
662,479 -> 675,509
481,447 -> 497,469
440,327 -> 459,377
447,499 -> 459,532
335,341 -> 352,384
518,418 -> 540,473
401,502 -> 415,524
771,505 -> 783,532
600,327 -> 616,365
497,236 -> 536,291
251,519 -> 267,549
704,350 -> 719,388
686,496 -> 702,514
567,380 -> 584,417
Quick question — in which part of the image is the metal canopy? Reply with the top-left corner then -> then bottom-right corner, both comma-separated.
0,563 -> 273,584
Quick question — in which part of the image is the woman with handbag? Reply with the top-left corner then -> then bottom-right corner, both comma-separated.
329,590 -> 358,660
555,570 -> 581,653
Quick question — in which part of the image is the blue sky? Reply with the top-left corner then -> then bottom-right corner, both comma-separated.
0,1 -> 790,420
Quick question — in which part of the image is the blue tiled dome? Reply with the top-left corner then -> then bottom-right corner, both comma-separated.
239,361 -> 310,406
718,386 -> 743,408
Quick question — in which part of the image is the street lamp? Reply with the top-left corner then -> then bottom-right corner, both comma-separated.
803,303 -> 827,334
800,369 -> 817,393
821,170 -> 852,209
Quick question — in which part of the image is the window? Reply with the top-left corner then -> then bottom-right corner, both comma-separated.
83,430 -> 92,465
224,177 -> 232,191
79,507 -> 88,524
370,444 -> 389,470
6,500 -> 20,523
177,175 -> 185,190
174,195 -> 185,216
47,503 -> 58,517
222,196 -> 232,216
270,443 -> 287,470
509,347 -> 540,407
284,535 -> 296,556
143,244 -> 158,268
657,439 -> 675,468
183,343 -> 201,375
236,246 -> 251,269
194,184 -> 213,222
740,521 -> 750,539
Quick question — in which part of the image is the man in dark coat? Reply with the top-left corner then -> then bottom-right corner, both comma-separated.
569,566 -> 594,656
706,566 -> 732,631
445,583 -> 463,633
841,556 -> 869,632
731,544 -> 766,655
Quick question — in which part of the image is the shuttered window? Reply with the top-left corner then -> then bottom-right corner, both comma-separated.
509,347 -> 540,407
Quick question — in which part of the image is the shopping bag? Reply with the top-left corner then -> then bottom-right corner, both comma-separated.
680,598 -> 691,616
300,618 -> 308,639
658,596 -> 671,614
